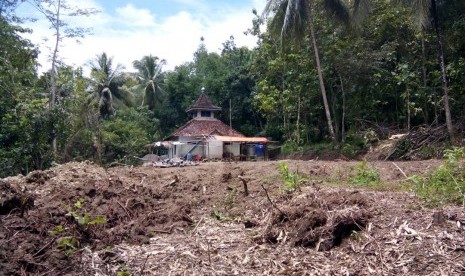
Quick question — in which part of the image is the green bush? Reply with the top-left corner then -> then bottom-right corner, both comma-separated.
50,199 -> 107,255
102,107 -> 155,163
349,160 -> 380,187
409,147 -> 465,206
279,162 -> 302,193
210,208 -> 231,221
281,140 -> 301,154
342,129 -> 376,158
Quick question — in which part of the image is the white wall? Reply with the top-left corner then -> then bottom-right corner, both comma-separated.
208,141 -> 223,159
173,142 -> 205,158
190,144 -> 204,157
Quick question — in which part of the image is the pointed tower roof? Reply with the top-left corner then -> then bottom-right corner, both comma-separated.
186,88 -> 221,112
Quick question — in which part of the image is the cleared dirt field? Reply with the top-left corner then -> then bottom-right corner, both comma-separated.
1,160 -> 464,275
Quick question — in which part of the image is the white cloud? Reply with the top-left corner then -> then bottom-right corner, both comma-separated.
172,0 -> 208,10
18,0 -> 267,75
115,4 -> 157,28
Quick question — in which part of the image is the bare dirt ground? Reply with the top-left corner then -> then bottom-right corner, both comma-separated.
1,159 -> 465,275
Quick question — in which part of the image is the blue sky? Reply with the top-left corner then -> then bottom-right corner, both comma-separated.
99,0 -> 256,20
16,0 -> 266,74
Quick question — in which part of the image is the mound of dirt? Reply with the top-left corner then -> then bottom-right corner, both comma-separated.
262,190 -> 371,251
0,180 -> 34,216
0,162 -> 194,275
2,159 -> 464,275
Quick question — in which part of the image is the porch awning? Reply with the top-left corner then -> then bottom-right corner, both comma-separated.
146,141 -> 184,148
210,135 -> 269,143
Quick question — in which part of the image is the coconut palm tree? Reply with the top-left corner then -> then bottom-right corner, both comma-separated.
132,55 -> 166,110
262,0 -> 357,143
395,0 -> 454,138
89,52 -> 126,118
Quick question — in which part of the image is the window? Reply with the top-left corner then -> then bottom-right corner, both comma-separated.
201,111 -> 211,117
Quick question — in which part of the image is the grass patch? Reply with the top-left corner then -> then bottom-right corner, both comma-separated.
409,147 -> 465,206
280,137 -> 370,159
349,160 -> 380,188
279,162 -> 303,193
210,208 -> 231,222
281,141 -> 339,155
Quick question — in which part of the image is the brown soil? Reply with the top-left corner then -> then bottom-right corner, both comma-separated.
262,190 -> 371,251
1,159 -> 464,275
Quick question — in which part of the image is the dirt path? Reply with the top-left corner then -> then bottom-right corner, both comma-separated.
2,160 -> 464,275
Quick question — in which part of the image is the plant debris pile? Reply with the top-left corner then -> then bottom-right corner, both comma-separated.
0,180 -> 34,216
0,162 -> 193,275
263,190 -> 371,251
1,160 -> 464,275
385,125 -> 462,160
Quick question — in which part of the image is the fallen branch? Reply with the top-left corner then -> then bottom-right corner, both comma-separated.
116,200 -> 132,217
164,175 -> 179,187
391,162 -> 408,179
238,175 -> 249,196
191,217 -> 204,236
151,229 -> 172,234
206,238 -> 212,266
139,254 -> 149,276
261,184 -> 286,219
33,238 -> 56,258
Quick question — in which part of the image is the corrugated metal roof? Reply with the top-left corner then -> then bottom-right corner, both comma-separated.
211,135 -> 269,143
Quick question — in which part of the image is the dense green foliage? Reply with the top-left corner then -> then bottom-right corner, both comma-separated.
1,0 -> 465,177
279,162 -> 303,193
409,147 -> 465,206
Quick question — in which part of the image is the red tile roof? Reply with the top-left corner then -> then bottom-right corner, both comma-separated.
186,92 -> 221,112
169,118 -> 244,138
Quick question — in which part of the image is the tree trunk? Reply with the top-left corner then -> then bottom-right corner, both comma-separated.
330,84 -> 339,141
296,92 -> 301,144
420,33 -> 429,124
407,86 -> 411,131
308,10 -> 336,143
431,0 -> 454,138
433,90 -> 439,125
50,0 -> 61,156
339,74 -> 346,143
395,90 -> 399,128
141,90 -> 146,106
89,111 -> 103,164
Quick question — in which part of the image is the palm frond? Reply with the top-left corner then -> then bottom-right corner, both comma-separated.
263,0 -> 310,48
392,0 -> 431,29
261,0 -> 283,19
352,0 -> 371,28
281,0 -> 310,41
323,0 -> 350,25
132,55 -> 166,109
263,0 -> 354,44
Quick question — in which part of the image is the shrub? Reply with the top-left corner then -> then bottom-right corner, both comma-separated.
342,129 -> 378,158
210,208 -> 231,221
279,162 -> 302,193
349,160 -> 380,187
281,140 -> 301,154
51,199 -> 107,255
409,147 -> 465,206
